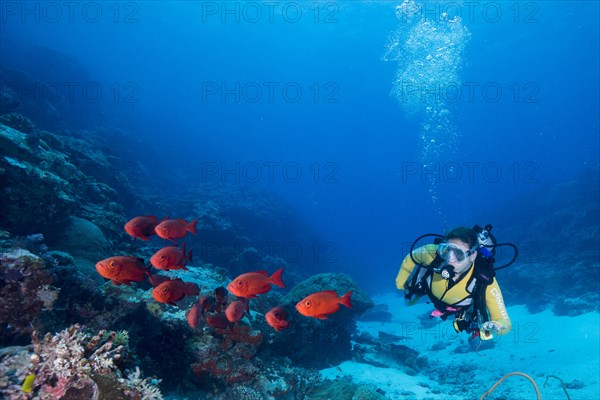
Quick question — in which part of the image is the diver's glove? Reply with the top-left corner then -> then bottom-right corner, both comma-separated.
481,321 -> 505,334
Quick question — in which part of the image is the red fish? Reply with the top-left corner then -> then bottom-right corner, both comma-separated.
199,295 -> 215,315
151,278 -> 200,306
187,296 -> 215,328
154,218 -> 198,241
148,273 -> 171,288
225,299 -> 247,323
265,306 -> 290,332
295,290 -> 352,320
95,256 -> 149,286
124,216 -> 165,241
205,313 -> 230,329
227,268 -> 285,298
187,303 -> 202,329
150,242 -> 192,271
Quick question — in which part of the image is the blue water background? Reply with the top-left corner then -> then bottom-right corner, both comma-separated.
1,1 -> 598,293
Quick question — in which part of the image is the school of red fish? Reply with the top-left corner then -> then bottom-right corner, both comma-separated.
96,215 -> 353,333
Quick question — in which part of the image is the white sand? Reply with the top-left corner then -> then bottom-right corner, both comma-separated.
321,292 -> 600,399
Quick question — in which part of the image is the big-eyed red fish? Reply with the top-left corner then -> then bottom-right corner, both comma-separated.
199,295 -> 215,315
265,306 -> 290,332
205,313 -> 230,329
295,290 -> 352,320
186,295 -> 216,328
227,268 -> 285,298
151,278 -> 200,306
124,216 -> 165,241
154,218 -> 198,242
95,256 -> 149,286
150,242 -> 192,271
186,303 -> 202,329
225,299 -> 248,323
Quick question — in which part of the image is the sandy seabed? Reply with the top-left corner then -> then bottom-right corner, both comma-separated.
320,293 -> 600,400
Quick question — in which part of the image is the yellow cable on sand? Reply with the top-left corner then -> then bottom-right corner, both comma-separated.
480,372 -> 541,400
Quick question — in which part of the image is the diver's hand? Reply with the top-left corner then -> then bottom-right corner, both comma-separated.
481,321 -> 504,334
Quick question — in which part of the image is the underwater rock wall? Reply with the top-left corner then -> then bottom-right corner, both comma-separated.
0,122 -> 139,244
484,165 -> 600,315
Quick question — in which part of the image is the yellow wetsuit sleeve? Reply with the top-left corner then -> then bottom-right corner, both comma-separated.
484,279 -> 512,335
396,244 -> 437,290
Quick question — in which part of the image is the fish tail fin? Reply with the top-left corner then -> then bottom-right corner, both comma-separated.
340,291 -> 353,309
149,274 -> 169,288
270,268 -> 285,288
187,219 -> 198,234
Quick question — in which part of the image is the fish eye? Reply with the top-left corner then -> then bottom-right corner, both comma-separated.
134,223 -> 139,228
160,255 -> 166,260
237,281 -> 243,286
109,261 -> 116,268
305,301 -> 311,307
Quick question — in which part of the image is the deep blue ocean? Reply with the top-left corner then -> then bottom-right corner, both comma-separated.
2,0 -> 599,289
1,1 -> 599,399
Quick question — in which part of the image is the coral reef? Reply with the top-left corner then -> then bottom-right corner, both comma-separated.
46,216 -> 111,275
0,92 -> 378,399
0,113 -> 35,133
0,325 -> 163,400
0,122 -> 143,246
0,248 -> 54,344
0,345 -> 33,399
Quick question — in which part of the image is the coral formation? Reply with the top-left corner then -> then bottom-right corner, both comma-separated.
0,248 -> 53,344
0,113 -> 35,133
190,317 -> 263,386
5,324 -> 165,400
265,273 -> 374,368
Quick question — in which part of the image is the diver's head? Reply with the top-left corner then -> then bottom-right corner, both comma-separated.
437,227 -> 478,278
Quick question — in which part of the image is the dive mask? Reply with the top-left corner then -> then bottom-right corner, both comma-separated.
436,243 -> 477,262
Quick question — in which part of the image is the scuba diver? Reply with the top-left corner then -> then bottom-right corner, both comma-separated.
396,225 -> 517,340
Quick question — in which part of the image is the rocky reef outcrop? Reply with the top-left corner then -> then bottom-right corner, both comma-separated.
483,165 -> 600,315
260,273 -> 374,369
